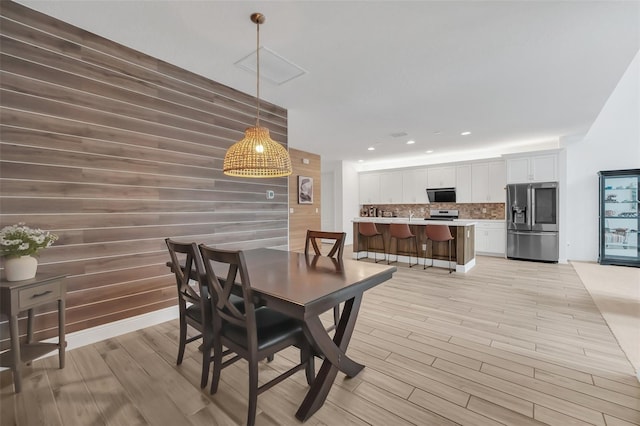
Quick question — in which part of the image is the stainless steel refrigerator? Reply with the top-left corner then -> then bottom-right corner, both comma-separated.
507,182 -> 559,262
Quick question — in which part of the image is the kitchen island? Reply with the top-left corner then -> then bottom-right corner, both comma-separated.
352,218 -> 476,272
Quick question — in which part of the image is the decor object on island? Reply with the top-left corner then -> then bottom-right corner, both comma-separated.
223,12 -> 292,178
0,223 -> 58,281
298,176 -> 313,204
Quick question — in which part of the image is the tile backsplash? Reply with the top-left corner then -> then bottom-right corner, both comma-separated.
361,203 -> 506,220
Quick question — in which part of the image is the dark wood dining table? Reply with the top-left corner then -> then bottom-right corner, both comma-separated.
168,247 -> 396,422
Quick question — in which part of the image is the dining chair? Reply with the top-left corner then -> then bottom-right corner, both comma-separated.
304,230 -> 346,329
388,223 -> 419,267
198,245 -> 315,426
165,238 -> 214,388
304,230 -> 346,258
357,222 -> 386,263
425,224 -> 455,273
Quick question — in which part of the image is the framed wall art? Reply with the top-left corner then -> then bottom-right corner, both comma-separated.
298,176 -> 313,204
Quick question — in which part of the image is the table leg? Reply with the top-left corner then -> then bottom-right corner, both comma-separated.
26,308 -> 34,343
9,314 -> 22,393
58,298 -> 65,369
296,294 -> 363,422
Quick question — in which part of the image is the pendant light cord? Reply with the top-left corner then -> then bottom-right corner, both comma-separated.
256,18 -> 260,127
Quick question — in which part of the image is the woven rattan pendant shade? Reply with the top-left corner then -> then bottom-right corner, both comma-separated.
223,12 -> 292,178
223,126 -> 292,177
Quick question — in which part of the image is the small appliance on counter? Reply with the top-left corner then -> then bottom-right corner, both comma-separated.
427,209 -> 459,221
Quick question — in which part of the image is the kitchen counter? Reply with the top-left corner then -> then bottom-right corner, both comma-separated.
353,217 -> 477,227
352,218 -> 476,272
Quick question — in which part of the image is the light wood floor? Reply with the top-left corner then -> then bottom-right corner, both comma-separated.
2,254 -> 639,425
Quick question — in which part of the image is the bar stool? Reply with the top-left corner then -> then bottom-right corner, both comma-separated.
425,225 -> 455,273
388,223 -> 418,267
358,222 -> 386,263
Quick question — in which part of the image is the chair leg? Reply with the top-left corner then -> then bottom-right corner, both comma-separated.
200,333 -> 212,388
409,236 -> 418,268
387,238 -> 396,265
247,359 -> 259,426
448,239 -> 453,273
210,338 -> 223,395
333,305 -> 340,327
266,354 -> 274,362
379,234 -> 387,263
177,316 -> 187,365
424,240 -> 434,269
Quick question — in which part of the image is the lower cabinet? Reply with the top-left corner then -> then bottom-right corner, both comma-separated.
475,221 -> 506,256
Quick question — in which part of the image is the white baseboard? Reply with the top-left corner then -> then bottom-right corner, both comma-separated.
55,306 -> 179,352
1,306 -> 179,371
353,251 -> 476,273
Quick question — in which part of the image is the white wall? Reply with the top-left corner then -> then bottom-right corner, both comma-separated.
341,161 -> 360,244
565,51 -> 640,261
320,159 -> 359,244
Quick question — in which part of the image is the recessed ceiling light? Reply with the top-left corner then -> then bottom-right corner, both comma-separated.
368,147 -> 375,151
426,150 -> 434,154
461,131 -> 471,136
406,140 -> 415,145
358,159 -> 364,163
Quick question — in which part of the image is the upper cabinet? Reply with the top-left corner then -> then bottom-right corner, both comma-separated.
506,153 -> 558,183
427,166 -> 456,188
472,161 -> 506,202
455,165 -> 472,203
402,168 -> 429,203
379,171 -> 404,204
359,173 -> 380,204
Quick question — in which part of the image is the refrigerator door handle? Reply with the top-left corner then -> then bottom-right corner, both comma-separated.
527,185 -> 533,228
509,231 -> 557,237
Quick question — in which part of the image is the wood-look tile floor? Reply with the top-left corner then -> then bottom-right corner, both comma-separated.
2,255 -> 639,425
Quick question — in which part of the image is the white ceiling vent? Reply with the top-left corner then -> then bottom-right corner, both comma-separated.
235,47 -> 307,85
390,132 -> 408,138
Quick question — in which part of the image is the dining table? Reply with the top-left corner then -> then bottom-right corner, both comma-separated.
168,247 -> 396,422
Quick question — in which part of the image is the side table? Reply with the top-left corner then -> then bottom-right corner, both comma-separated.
0,273 -> 67,393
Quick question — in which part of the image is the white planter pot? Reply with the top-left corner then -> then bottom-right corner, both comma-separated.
4,255 -> 38,281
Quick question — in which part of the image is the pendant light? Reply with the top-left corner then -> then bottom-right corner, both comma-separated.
223,13 -> 292,178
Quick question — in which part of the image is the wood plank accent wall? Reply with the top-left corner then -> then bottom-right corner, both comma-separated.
0,1 -> 289,347
288,148 -> 321,252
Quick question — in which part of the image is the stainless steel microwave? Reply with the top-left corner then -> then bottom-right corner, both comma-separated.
426,188 -> 456,203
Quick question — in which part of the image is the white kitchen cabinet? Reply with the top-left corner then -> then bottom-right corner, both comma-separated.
472,161 -> 506,202
402,168 -> 428,203
379,171 -> 403,204
455,165 -> 472,203
475,221 -> 506,256
506,153 -> 557,183
427,166 -> 456,188
359,173 -> 380,204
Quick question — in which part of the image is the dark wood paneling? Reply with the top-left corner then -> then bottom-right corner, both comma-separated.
0,1 -> 289,346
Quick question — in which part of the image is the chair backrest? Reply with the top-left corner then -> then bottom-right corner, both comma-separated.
165,238 -> 208,317
425,224 -> 454,242
198,245 -> 257,344
358,222 -> 380,237
304,230 -> 346,259
389,223 -> 415,239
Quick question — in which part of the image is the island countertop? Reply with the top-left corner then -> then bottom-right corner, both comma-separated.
352,217 -> 477,227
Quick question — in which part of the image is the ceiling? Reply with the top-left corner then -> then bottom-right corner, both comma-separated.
17,1 -> 640,169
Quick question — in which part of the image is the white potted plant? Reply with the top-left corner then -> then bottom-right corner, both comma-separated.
0,223 -> 58,281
